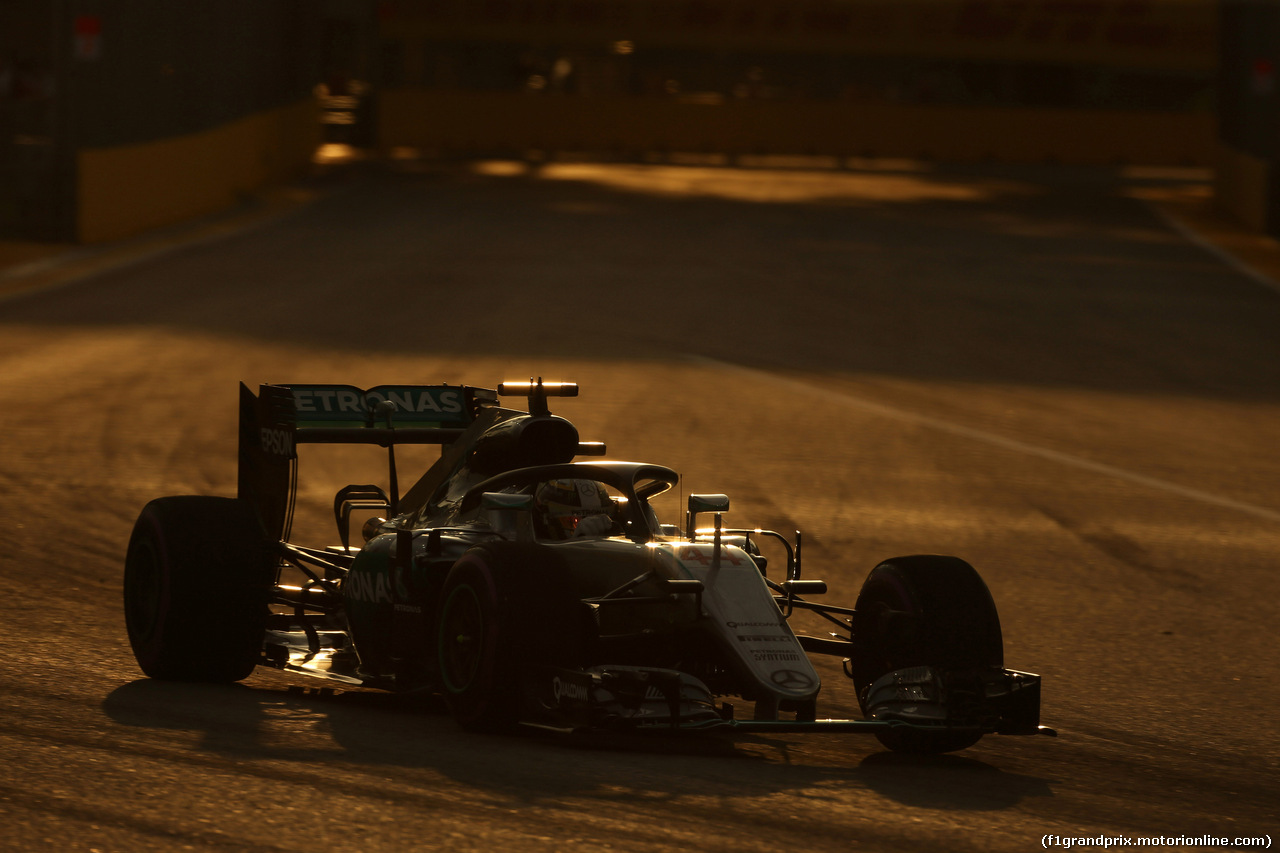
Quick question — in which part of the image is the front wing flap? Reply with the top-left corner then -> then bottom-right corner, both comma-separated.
861,666 -> 1044,735
529,665 -> 724,730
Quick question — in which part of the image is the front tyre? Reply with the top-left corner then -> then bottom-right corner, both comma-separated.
123,496 -> 274,682
436,543 -> 586,732
435,550 -> 522,731
852,555 -> 1004,754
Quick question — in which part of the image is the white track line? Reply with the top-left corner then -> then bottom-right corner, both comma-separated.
1146,201 -> 1280,297
690,356 -> 1280,524
0,200 -> 307,306
0,230 -> 232,306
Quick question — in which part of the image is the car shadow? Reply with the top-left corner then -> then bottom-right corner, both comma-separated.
103,677 -> 1055,811
850,750 -> 1056,810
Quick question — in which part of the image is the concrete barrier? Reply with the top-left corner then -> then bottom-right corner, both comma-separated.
76,100 -> 320,244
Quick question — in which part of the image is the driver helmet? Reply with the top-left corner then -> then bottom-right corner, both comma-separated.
534,479 -> 615,539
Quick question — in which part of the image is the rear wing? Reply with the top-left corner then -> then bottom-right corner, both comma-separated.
237,382 -> 499,542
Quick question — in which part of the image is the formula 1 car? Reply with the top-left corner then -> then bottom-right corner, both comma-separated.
123,379 -> 1052,753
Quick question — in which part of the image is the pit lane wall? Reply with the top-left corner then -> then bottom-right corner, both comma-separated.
76,101 -> 319,245
373,0 -> 1217,168
66,0 -> 324,245
378,91 -> 1214,167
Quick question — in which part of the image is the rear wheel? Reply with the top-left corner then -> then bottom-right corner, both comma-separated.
852,555 -> 1003,754
123,496 -> 274,682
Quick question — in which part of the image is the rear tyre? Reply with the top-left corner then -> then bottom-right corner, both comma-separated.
852,555 -> 1003,754
436,543 -> 584,732
123,496 -> 274,682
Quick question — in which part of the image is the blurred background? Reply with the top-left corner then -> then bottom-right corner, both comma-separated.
1,0 -> 1276,244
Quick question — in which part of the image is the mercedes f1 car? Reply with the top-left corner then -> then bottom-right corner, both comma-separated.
123,379 -> 1052,753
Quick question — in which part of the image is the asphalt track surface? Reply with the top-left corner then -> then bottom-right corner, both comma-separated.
1,160 -> 1276,852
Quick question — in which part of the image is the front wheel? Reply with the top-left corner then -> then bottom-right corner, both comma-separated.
852,555 -> 1004,754
123,496 -> 274,682
436,551 -> 520,731
435,543 -> 587,732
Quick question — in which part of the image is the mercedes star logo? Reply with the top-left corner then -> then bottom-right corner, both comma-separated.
770,669 -> 814,690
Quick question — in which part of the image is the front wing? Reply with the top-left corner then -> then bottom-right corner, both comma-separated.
522,663 -> 1053,738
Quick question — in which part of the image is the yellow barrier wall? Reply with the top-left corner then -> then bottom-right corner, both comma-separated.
378,90 -> 1216,168
77,100 -> 320,244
